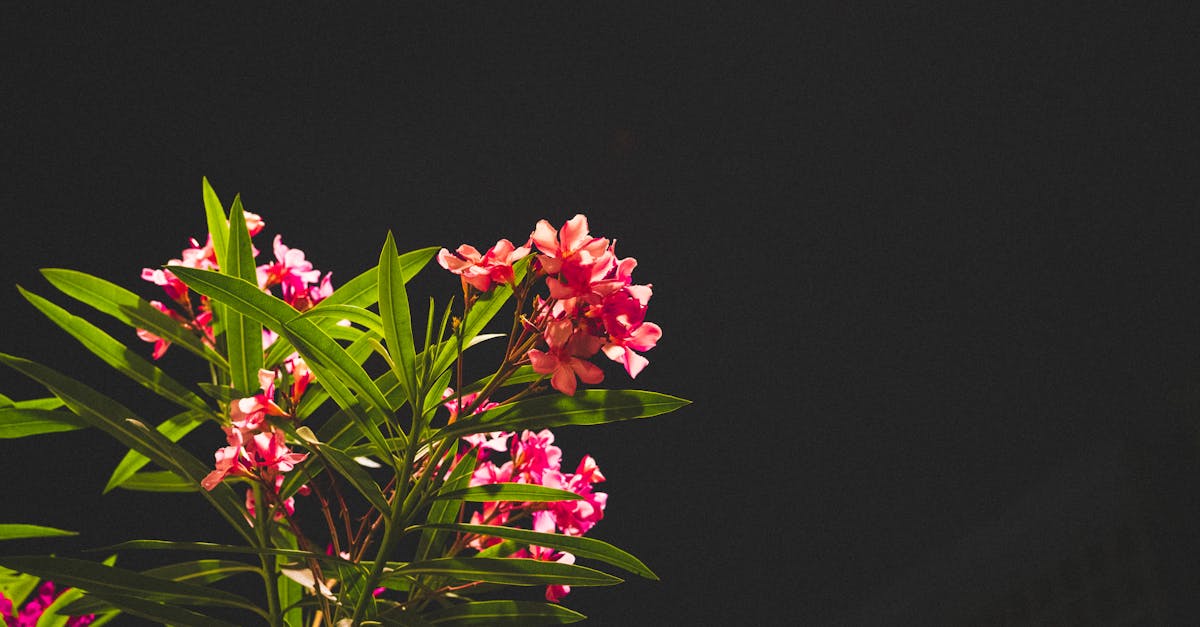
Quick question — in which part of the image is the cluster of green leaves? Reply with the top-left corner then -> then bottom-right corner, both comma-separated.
0,179 -> 689,626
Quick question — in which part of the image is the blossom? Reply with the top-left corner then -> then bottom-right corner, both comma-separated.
135,300 -> 188,359
530,214 -> 610,275
527,318 -> 604,396
1,581 -> 95,627
437,238 -> 531,292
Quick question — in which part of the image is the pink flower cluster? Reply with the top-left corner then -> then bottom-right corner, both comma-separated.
438,214 -> 662,396
0,582 -> 94,627
201,368 -> 310,520
138,212 -> 332,359
464,428 -> 607,602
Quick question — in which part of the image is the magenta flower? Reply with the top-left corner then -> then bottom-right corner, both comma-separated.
1,582 -> 95,627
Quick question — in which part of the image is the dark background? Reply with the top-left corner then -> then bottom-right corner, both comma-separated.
2,5 -> 1197,625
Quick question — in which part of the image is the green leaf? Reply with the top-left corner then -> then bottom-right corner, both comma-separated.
310,246 -> 437,310
434,484 -> 584,503
35,554 -> 118,627
415,441 -> 471,563
378,232 -> 419,409
0,353 -> 254,544
58,559 -> 259,616
100,540 -> 360,571
115,470 -> 199,492
222,195 -> 264,394
420,600 -> 585,625
66,592 -> 239,627
433,390 -> 691,442
18,286 -> 210,412
104,409 -> 210,493
39,269 -> 226,368
0,407 -> 87,438
295,427 -> 391,514
0,565 -> 40,606
387,557 -> 622,587
13,396 -> 65,410
300,304 -> 385,336
418,524 -> 656,580
0,392 -> 11,406
0,556 -> 263,615
0,524 -> 77,540
201,176 -> 229,268
426,259 -> 527,382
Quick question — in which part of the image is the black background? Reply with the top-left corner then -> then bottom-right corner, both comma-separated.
1,5 -> 1197,626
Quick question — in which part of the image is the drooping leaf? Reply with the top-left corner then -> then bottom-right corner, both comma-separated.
63,592 -> 239,627
99,540 -> 361,572
432,390 -> 690,442
419,600 -> 585,625
0,556 -> 263,615
386,557 -> 622,587
0,407 -> 87,438
295,427 -> 391,514
39,268 -> 226,368
18,286 -> 210,412
0,524 -> 77,540
0,353 -> 253,544
417,524 -> 656,580
300,304 -> 385,336
58,559 -> 259,616
434,484 -> 583,503
115,470 -> 199,492
105,408 -> 211,493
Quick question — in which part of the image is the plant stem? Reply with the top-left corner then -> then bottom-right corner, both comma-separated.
254,481 -> 283,627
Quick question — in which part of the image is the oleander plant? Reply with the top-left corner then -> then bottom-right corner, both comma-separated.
0,178 -> 688,626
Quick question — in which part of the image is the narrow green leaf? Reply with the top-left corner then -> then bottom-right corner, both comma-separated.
0,556 -> 262,614
201,176 -> 229,267
0,353 -> 254,544
301,304 -> 385,336
67,592 -> 239,627
39,269 -> 226,368
0,565 -> 40,606
59,559 -> 259,616
0,407 -> 87,438
0,392 -> 12,406
419,524 -> 656,580
434,484 -> 584,503
35,554 -> 118,627
378,232 -> 419,408
433,390 -> 691,442
105,409 -> 210,493
0,524 -> 77,540
99,540 -> 360,571
13,396 -> 65,410
115,471 -> 199,492
295,429 -> 391,514
223,196 -> 264,394
387,557 -> 622,587
18,286 -> 210,412
420,600 -> 586,625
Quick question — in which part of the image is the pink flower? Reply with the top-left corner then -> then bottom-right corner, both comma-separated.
530,215 -> 610,275
437,239 -> 531,292
135,300 -> 187,359
527,318 -> 604,396
0,582 -> 94,627
140,267 -> 189,302
510,429 -> 563,482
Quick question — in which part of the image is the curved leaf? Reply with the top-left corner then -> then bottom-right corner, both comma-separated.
39,268 -> 226,368
0,556 -> 262,615
0,407 -> 87,438
432,390 -> 690,442
59,559 -> 259,616
0,524 -> 77,540
18,286 -> 209,412
295,427 -> 391,514
0,353 -> 254,544
417,524 -> 656,580
387,557 -> 621,587
420,600 -> 585,625
105,408 -> 211,493
301,304 -> 385,336
434,484 -> 583,503
115,470 -> 199,492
